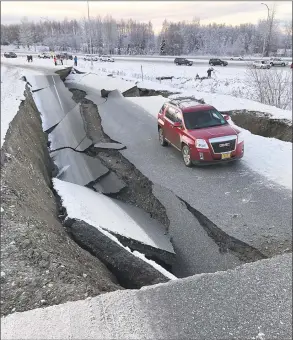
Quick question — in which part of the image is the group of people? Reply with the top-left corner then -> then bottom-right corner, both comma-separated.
195,67 -> 215,80
53,55 -> 78,67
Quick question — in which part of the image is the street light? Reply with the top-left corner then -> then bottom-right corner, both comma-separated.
87,0 -> 93,69
261,2 -> 270,57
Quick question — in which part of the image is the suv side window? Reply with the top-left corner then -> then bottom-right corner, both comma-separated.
159,103 -> 167,114
175,110 -> 182,123
165,106 -> 176,122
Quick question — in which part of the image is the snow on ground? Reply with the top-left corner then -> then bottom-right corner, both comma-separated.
53,178 -> 174,253
1,56 -> 69,70
67,72 -> 136,93
229,119 -> 292,190
0,65 -> 42,147
76,59 -> 292,120
2,56 -> 292,120
126,96 -> 168,117
53,178 -> 176,280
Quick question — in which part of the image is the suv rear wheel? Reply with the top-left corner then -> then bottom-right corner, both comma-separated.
210,62 -> 214,66
182,145 -> 192,167
158,128 -> 168,146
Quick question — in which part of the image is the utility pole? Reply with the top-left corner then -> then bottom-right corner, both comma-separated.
261,2 -> 270,57
87,0 -> 93,69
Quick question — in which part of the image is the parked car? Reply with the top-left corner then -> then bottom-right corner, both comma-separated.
38,53 -> 51,59
209,58 -> 228,66
4,52 -> 17,58
157,99 -> 244,166
230,56 -> 244,61
84,55 -> 98,61
100,55 -> 114,62
269,58 -> 287,67
252,60 -> 271,69
174,57 -> 193,66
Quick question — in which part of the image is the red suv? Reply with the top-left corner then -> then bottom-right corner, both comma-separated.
157,99 -> 244,166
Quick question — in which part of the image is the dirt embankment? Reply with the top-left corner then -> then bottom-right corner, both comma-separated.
226,110 -> 292,142
0,86 -> 120,317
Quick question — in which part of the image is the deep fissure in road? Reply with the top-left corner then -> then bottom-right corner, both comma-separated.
69,86 -> 270,277
179,198 -> 267,262
0,86 -> 121,317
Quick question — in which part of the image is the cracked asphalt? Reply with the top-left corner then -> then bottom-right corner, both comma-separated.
73,86 -> 292,257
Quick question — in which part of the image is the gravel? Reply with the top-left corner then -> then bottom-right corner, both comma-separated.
0,86 -> 120,317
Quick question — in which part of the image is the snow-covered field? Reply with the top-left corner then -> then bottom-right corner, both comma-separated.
76,59 -> 292,119
0,65 -> 43,147
2,58 -> 292,190
2,56 -> 292,118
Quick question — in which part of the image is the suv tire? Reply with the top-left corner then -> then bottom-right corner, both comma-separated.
210,63 -> 214,66
182,145 -> 192,167
159,128 -> 168,146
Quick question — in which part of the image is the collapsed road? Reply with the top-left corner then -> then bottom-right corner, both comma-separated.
64,73 -> 292,261
1,65 -> 292,339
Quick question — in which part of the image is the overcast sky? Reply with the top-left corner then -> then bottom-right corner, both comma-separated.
1,1 -> 292,32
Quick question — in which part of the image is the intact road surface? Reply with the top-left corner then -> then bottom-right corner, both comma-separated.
83,88 -> 292,258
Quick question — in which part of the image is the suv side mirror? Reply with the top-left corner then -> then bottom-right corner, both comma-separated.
173,121 -> 182,128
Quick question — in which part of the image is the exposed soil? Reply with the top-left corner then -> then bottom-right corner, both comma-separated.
54,67 -> 72,81
138,87 -> 179,98
0,86 -> 120,317
70,89 -> 170,229
153,93 -> 291,142
224,110 -> 292,142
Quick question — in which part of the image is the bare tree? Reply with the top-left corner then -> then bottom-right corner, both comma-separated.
264,3 -> 277,57
246,67 -> 292,110
283,19 -> 292,56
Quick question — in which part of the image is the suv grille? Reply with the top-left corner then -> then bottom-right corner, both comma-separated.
210,139 -> 236,153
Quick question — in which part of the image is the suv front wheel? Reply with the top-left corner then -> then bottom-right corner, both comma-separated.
158,128 -> 168,146
182,145 -> 192,167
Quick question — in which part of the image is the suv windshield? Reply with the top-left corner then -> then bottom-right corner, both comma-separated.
183,109 -> 227,129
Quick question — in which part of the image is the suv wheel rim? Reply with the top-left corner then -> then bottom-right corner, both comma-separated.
182,146 -> 191,165
159,129 -> 164,145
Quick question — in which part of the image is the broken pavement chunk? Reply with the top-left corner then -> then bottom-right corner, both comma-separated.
53,178 -> 175,265
32,81 -> 76,132
49,104 -> 92,151
94,142 -> 126,150
93,172 -> 126,194
67,219 -> 170,289
51,148 -> 109,186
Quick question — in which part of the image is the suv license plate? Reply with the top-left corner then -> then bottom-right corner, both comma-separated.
221,152 -> 231,160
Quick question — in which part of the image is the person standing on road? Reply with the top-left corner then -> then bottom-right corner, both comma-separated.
53,56 -> 57,66
60,56 -> 63,65
74,55 -> 78,67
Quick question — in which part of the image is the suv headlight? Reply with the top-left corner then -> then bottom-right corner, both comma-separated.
195,139 -> 209,149
237,132 -> 244,144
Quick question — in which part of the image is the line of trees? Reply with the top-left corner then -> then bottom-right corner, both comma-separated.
1,15 -> 292,56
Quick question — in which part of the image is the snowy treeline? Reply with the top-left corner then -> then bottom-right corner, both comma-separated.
1,16 -> 292,56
